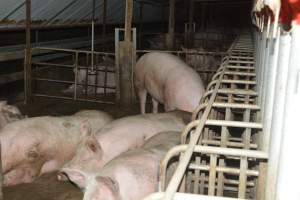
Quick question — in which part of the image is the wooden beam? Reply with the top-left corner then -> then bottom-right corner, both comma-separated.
119,0 -> 134,106
124,0 -> 133,42
166,0 -> 175,49
25,0 -> 32,104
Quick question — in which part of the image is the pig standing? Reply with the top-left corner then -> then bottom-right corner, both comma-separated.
59,111 -> 190,183
0,110 -> 113,186
72,131 -> 181,200
134,52 -> 205,114
63,57 -> 115,95
0,101 -> 24,130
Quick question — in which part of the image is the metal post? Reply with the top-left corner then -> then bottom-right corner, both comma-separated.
188,0 -> 194,47
138,2 -> 144,49
265,29 -> 291,200
24,0 -> 32,104
276,24 -> 300,200
91,0 -> 95,71
262,25 -> 280,152
166,0 -> 175,49
102,0 -> 107,50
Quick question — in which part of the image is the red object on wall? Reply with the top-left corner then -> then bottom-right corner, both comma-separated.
280,0 -> 300,26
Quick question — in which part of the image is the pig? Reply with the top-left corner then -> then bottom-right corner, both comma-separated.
134,52 -> 205,114
0,110 -> 113,186
0,101 -> 24,130
59,111 -> 190,183
63,57 -> 115,95
70,131 -> 181,200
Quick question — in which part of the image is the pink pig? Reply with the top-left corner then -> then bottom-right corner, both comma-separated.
134,52 -> 205,114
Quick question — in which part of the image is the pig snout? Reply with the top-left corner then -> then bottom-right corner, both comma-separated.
57,171 -> 69,181
59,168 -> 88,189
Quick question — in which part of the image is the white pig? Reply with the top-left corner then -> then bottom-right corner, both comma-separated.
59,111 -> 190,184
0,110 -> 113,186
72,131 -> 181,200
134,52 -> 205,114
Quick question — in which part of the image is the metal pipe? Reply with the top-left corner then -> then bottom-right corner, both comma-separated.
261,27 -> 280,152
91,0 -> 96,71
276,24 -> 300,200
265,27 -> 291,200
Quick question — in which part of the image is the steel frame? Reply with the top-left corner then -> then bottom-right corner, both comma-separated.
31,47 -> 116,104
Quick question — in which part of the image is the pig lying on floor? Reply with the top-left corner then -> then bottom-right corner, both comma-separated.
59,111 -> 190,184
71,131 -> 181,200
0,110 -> 113,186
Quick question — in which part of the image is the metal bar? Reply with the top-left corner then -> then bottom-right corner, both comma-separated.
24,0 -> 32,104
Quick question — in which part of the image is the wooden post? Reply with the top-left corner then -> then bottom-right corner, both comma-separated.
102,0 -> 107,50
25,0 -> 32,104
188,0 -> 194,47
161,4 -> 165,32
119,0 -> 134,106
138,2 -> 144,49
166,0 -> 175,50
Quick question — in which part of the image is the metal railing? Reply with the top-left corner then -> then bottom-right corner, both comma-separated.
31,47 -> 116,104
143,33 -> 268,200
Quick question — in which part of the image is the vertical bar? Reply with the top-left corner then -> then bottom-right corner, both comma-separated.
265,31 -> 291,200
238,157 -> 248,198
25,0 -> 32,104
166,0 -> 175,49
124,0 -> 133,42
276,24 -> 300,200
102,0 -> 107,50
261,27 -> 280,152
138,2 -> 143,49
74,52 -> 78,100
208,154 -> 217,196
91,0 -> 95,71
115,29 -> 120,102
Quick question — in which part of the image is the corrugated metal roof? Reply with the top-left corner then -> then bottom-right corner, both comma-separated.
0,0 -> 163,27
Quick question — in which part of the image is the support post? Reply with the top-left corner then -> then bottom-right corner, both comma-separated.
119,0 -> 134,106
166,0 -> 175,50
138,2 -> 144,49
102,0 -> 107,50
24,0 -> 32,104
188,0 -> 194,47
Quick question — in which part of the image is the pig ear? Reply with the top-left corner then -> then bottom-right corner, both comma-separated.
80,121 -> 92,137
96,176 -> 119,193
181,46 -> 186,51
86,139 -> 102,153
64,169 -> 87,189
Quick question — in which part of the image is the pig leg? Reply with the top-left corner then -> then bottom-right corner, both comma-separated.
138,89 -> 147,114
152,98 -> 158,113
